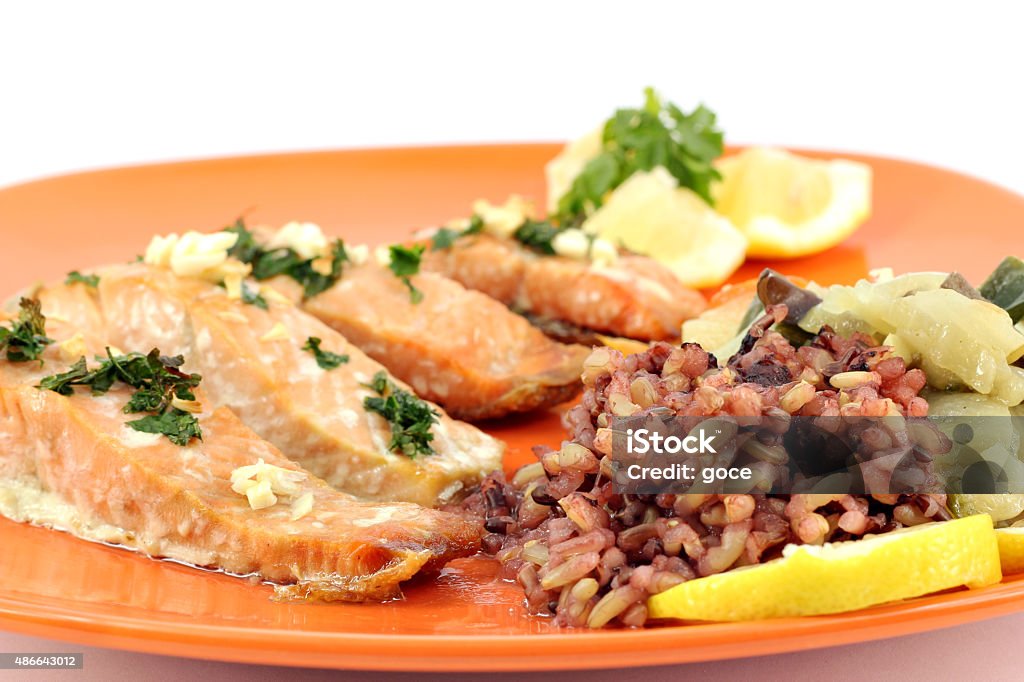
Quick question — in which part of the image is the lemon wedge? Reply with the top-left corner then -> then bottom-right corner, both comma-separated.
582,168 -> 747,288
647,514 -> 1000,622
712,147 -> 872,259
996,527 -> 1024,574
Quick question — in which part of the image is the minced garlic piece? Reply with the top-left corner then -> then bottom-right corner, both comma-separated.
290,492 -> 315,521
216,310 -> 249,323
259,322 -> 290,342
472,195 -> 535,239
230,458 -> 308,512
265,221 -> 328,260
589,237 -> 619,267
551,228 -> 620,266
246,479 -> 277,510
58,332 -> 87,363
223,273 -> 244,300
259,286 -> 291,306
374,245 -> 392,267
144,231 -> 251,283
170,396 -> 202,414
348,243 -> 370,265
551,228 -> 590,260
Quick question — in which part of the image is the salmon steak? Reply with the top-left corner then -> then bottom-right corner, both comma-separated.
225,223 -> 589,421
422,233 -> 706,342
0,303 -> 482,602
90,263 -> 505,507
262,261 -> 589,421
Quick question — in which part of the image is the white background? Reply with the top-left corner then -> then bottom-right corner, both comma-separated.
1,1 -> 1023,194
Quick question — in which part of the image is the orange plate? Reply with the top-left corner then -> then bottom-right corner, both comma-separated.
1,145 -> 1023,671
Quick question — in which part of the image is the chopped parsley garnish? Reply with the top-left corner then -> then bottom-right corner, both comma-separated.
388,244 -> 426,304
555,87 -> 724,224
65,271 -> 100,288
513,219 -> 562,255
0,298 -> 53,363
362,370 -> 438,458
224,219 -> 349,299
431,214 -> 484,250
302,336 -> 349,370
124,412 -> 203,446
38,348 -> 203,446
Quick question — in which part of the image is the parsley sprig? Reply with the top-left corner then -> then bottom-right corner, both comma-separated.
431,214 -> 484,250
224,219 -> 350,299
0,298 -> 53,363
302,337 -> 349,370
362,370 -> 438,458
388,244 -> 426,304
65,271 -> 100,288
39,348 -> 203,446
555,87 -> 724,224
513,219 -> 562,255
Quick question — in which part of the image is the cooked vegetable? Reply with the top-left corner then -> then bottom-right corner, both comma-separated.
38,348 -> 203,446
387,244 -> 425,303
362,370 -> 438,458
555,87 -> 724,224
981,256 -> 1024,324
65,271 -> 99,288
756,269 -> 822,325
0,298 -> 53,363
800,272 -> 1024,404
302,336 -> 349,370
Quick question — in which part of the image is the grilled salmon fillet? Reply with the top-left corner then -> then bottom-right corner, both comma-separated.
261,262 -> 589,421
91,264 -> 504,507
0,393 -> 479,602
0,315 -> 482,602
421,233 -> 706,341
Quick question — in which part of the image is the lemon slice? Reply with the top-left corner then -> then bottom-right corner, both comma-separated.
647,514 -> 1000,622
996,527 -> 1024,574
595,334 -> 650,356
712,147 -> 872,259
582,168 -> 747,288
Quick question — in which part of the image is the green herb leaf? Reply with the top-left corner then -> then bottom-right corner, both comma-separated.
65,271 -> 100,288
126,410 -> 202,447
224,219 -> 349,299
37,347 -> 203,446
980,256 -> 1024,324
555,87 -> 723,224
37,356 -> 90,395
513,219 -> 561,255
362,370 -> 438,458
0,298 -> 53,363
388,244 -> 426,303
431,214 -> 484,250
302,336 -> 349,370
